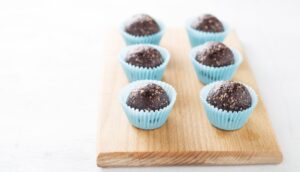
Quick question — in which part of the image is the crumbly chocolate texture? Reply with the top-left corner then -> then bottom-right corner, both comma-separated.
125,14 -> 160,36
196,42 -> 234,67
126,83 -> 170,111
207,81 -> 252,111
192,14 -> 224,33
125,46 -> 163,68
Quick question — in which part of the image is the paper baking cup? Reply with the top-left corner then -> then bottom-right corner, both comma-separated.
120,20 -> 165,45
190,45 -> 243,85
200,81 -> 258,130
119,80 -> 177,130
186,18 -> 229,47
119,44 -> 170,82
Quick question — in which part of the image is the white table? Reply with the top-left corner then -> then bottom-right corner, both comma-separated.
0,0 -> 299,171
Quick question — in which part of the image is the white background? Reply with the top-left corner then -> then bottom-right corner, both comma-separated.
0,0 -> 299,171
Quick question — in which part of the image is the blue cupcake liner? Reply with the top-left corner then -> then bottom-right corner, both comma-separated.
200,81 -> 258,130
190,45 -> 243,85
186,18 -> 229,47
119,80 -> 177,130
119,44 -> 170,82
120,20 -> 165,45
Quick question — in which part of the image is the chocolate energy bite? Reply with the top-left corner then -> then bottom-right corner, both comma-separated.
125,14 -> 160,36
192,14 -> 224,33
126,83 -> 170,111
207,81 -> 252,111
196,42 -> 234,67
125,46 -> 163,68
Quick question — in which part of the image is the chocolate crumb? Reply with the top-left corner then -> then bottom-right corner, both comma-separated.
125,14 -> 159,36
126,83 -> 170,111
125,45 -> 163,68
192,14 -> 224,33
207,81 -> 252,111
196,42 -> 234,67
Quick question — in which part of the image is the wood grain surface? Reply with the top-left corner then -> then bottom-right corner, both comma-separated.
96,28 -> 282,167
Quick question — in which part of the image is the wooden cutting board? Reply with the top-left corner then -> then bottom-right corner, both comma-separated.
97,28 -> 282,167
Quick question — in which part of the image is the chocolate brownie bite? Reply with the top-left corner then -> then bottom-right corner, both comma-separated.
125,14 -> 160,36
192,14 -> 224,33
207,81 -> 252,111
125,46 -> 163,68
196,42 -> 234,67
126,83 -> 170,111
